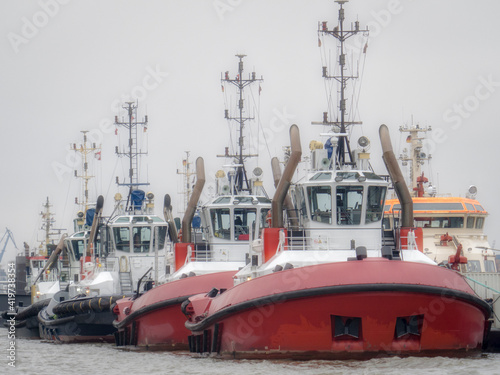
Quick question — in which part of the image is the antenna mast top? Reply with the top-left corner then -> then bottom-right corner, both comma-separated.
220,55 -> 263,194
114,102 -> 149,209
71,130 -> 101,213
315,0 -> 369,168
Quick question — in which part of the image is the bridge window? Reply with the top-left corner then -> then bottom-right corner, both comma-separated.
152,225 -> 168,250
415,217 -> 463,228
466,260 -> 481,272
132,226 -> 152,253
295,187 -> 308,222
260,208 -> 270,229
211,208 -> 231,240
70,239 -> 85,260
234,208 -> 257,241
113,227 -> 130,253
485,260 -> 496,272
476,217 -> 484,229
365,186 -> 386,223
467,217 -> 475,228
308,185 -> 332,224
337,186 -> 363,225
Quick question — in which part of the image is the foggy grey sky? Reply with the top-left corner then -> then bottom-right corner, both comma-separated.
1,0 -> 500,265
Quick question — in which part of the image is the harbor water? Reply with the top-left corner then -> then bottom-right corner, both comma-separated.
4,338 -> 500,375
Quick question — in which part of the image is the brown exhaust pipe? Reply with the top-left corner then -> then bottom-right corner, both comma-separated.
163,194 -> 178,243
271,157 -> 298,228
34,233 -> 67,284
182,157 -> 205,243
271,125 -> 302,228
379,124 -> 413,227
86,195 -> 104,257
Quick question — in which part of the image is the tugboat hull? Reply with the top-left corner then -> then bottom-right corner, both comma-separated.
185,259 -> 491,359
113,270 -> 237,350
37,295 -> 125,343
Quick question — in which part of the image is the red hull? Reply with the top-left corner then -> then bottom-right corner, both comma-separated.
114,270 -> 237,350
185,259 -> 491,359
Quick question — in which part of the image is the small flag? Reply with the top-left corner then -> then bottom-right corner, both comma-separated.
221,85 -> 224,92
115,128 -> 118,135
95,151 -> 101,160
318,38 -> 322,47
144,126 -> 147,132
363,43 -> 368,54
259,85 -> 262,95
406,135 -> 412,143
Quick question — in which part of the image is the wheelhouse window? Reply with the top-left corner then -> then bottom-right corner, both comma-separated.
476,217 -> 484,229
132,226 -> 151,253
260,208 -> 270,229
466,217 -> 475,229
466,260 -> 481,272
113,227 -> 130,253
234,208 -> 257,241
211,208 -> 231,240
295,187 -> 308,223
336,186 -> 363,225
70,239 -> 85,260
484,260 -> 496,272
365,186 -> 386,223
414,217 -> 464,228
307,185 -> 332,224
465,203 -> 475,211
152,225 -> 168,250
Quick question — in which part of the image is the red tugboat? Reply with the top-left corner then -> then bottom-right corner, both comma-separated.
113,56 -> 272,350
182,1 -> 491,359
183,124 -> 491,359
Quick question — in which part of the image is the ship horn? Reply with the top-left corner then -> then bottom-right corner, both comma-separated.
271,157 -> 299,228
182,157 -> 205,243
379,124 -> 413,227
271,125 -> 302,228
163,194 -> 178,243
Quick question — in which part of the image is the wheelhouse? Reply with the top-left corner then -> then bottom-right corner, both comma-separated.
107,215 -> 168,254
295,171 -> 387,228
202,195 -> 271,242
383,197 -> 488,231
383,196 -> 494,273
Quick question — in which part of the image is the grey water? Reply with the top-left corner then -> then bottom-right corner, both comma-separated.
4,339 -> 500,375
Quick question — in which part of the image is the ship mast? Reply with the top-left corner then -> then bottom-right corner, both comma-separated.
177,151 -> 195,215
39,197 -> 65,256
219,54 -> 263,194
71,130 -> 101,215
114,102 -> 149,210
399,123 -> 433,197
314,0 -> 368,168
